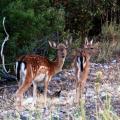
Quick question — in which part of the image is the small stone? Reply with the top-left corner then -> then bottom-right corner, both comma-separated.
23,97 -> 33,105
53,77 -> 61,81
117,86 -> 120,92
112,60 -> 117,63
104,65 -> 109,69
86,89 -> 95,98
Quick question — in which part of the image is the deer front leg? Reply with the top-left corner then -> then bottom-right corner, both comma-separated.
75,69 -> 80,103
75,81 -> 84,104
76,79 -> 86,103
32,82 -> 37,107
79,81 -> 82,99
44,76 -> 51,109
16,79 -> 32,110
79,79 -> 87,99
79,71 -> 88,99
76,82 -> 80,103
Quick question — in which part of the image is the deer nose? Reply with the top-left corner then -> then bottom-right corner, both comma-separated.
61,53 -> 65,58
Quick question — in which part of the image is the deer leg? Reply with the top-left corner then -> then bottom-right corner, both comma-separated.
32,82 -> 37,107
16,79 -> 32,109
75,69 -> 80,103
79,71 -> 88,99
44,80 -> 49,108
79,81 -> 82,99
81,80 -> 86,96
44,76 -> 51,108
76,83 -> 80,103
79,79 -> 87,99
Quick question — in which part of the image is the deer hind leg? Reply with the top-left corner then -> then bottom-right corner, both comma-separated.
16,64 -> 32,110
16,79 -> 32,109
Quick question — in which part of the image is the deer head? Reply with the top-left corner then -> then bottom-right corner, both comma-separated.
84,37 -> 99,56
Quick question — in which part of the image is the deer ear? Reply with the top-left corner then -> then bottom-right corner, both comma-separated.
90,39 -> 93,45
64,40 -> 69,48
48,41 -> 57,49
48,41 -> 52,47
65,36 -> 72,48
85,37 -> 88,45
69,36 -> 72,45
52,41 -> 57,48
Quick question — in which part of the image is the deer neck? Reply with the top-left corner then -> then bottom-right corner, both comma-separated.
83,57 -> 90,73
51,55 -> 66,75
82,53 -> 90,71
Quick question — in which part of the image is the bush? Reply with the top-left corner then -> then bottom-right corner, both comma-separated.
0,0 -> 65,64
97,21 -> 120,62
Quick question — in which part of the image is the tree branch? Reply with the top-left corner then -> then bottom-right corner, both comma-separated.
0,17 -> 10,73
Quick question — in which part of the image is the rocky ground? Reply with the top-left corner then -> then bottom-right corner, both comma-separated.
0,59 -> 120,120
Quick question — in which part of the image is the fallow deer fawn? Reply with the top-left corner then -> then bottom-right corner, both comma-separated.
15,39 -> 72,109
74,37 -> 98,103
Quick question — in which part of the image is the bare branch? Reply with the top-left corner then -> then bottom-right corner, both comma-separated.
0,17 -> 10,73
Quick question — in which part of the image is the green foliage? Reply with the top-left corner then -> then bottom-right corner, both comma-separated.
0,0 -> 65,63
0,0 -> 120,65
64,0 -> 120,38
65,0 -> 94,37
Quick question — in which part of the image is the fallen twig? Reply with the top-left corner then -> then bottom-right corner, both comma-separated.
0,17 -> 9,73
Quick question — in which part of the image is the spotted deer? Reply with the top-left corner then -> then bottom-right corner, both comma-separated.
74,37 -> 99,103
15,39 -> 72,109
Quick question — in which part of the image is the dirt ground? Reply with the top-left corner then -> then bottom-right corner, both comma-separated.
0,59 -> 120,120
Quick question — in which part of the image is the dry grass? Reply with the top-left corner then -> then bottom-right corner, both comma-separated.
97,22 -> 120,62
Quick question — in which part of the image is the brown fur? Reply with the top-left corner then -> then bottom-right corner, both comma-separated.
74,38 -> 99,103
15,41 -> 69,109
